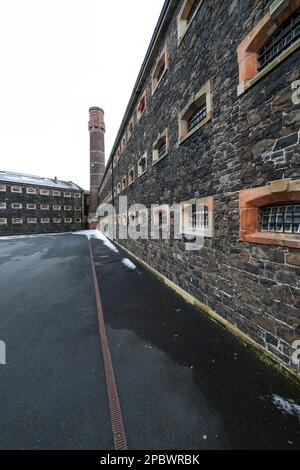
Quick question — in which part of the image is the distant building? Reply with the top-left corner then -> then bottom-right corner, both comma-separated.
0,171 -> 85,236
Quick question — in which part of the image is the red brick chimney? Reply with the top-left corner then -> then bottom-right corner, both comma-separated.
88,107 -> 105,228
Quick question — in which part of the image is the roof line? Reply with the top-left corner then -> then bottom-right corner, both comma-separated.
100,0 -> 176,188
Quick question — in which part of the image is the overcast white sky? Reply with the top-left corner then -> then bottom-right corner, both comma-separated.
0,0 -> 165,190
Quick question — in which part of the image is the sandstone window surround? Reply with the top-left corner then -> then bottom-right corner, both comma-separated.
152,46 -> 168,95
178,80 -> 213,144
0,218 -> 7,225
127,118 -> 135,141
74,193 -> 81,198
177,0 -> 204,45
137,90 -> 147,121
53,190 -> 61,197
240,179 -> 300,248
12,218 -> 23,224
75,206 -> 81,211
128,167 -> 136,186
27,204 -> 36,210
27,218 -> 37,224
40,189 -> 50,196
11,186 -> 22,193
64,218 -> 72,223
0,203 -> 6,209
26,187 -> 37,195
64,192 -> 71,198
117,182 -> 122,195
0,185 -> 6,192
41,218 -> 50,224
121,134 -> 127,154
237,0 -> 300,96
122,176 -> 128,191
152,129 -> 169,165
138,153 -> 148,177
53,205 -> 61,211
11,203 -> 22,209
41,205 -> 50,210
64,205 -> 72,211
181,196 -> 214,238
75,218 -> 82,223
53,218 -> 61,224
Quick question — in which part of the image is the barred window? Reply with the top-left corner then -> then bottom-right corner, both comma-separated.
41,205 -> 49,210
187,104 -> 207,133
64,218 -> 72,223
64,192 -> 71,198
53,205 -> 61,211
64,205 -> 72,211
0,218 -> 7,225
153,130 -> 168,164
41,218 -> 50,224
186,0 -> 201,23
74,206 -> 81,211
0,203 -> 6,209
0,185 -> 6,192
27,218 -> 37,224
27,204 -> 36,210
137,91 -> 147,121
40,189 -> 50,196
191,204 -> 209,229
138,154 -> 147,177
128,168 -> 135,186
12,218 -> 23,224
53,190 -> 61,197
152,47 -> 167,93
75,218 -> 81,223
260,203 -> 300,234
11,203 -> 22,209
258,9 -> 300,71
11,186 -> 22,193
26,187 -> 36,195
53,218 -> 61,224
74,193 -> 81,198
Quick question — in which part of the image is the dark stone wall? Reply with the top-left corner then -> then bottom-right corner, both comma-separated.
0,183 -> 84,235
99,0 -> 300,372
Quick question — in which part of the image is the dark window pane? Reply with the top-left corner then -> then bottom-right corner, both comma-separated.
260,203 -> 300,234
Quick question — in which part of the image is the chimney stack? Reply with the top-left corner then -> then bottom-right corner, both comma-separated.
88,107 -> 105,228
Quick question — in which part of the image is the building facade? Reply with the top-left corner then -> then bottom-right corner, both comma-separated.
0,171 -> 85,236
98,0 -> 300,375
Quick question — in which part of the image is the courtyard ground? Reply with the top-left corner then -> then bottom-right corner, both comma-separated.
0,232 -> 299,450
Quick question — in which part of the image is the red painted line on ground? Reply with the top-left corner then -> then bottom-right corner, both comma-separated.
88,240 -> 128,451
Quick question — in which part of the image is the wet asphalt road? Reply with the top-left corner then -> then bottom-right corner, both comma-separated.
0,233 -> 299,450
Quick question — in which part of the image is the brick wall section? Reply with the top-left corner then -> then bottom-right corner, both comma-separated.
0,183 -> 84,235
99,0 -> 300,373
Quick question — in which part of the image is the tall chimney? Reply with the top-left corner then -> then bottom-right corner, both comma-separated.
88,106 -> 105,227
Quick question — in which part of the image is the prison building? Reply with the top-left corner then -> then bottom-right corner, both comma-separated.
98,0 -> 300,375
0,171 -> 85,236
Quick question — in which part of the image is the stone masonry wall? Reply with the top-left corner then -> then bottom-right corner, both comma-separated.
99,0 -> 300,373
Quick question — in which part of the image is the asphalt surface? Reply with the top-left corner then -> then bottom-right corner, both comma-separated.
0,234 -> 112,450
0,233 -> 299,450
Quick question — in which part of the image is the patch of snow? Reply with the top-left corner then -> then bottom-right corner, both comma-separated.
122,258 -> 136,270
271,394 -> 300,418
73,230 -> 119,253
0,233 -> 67,241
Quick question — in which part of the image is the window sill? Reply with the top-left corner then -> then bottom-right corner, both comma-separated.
238,38 -> 300,96
178,112 -> 212,146
152,152 -> 168,166
138,170 -> 147,178
152,68 -> 168,96
241,231 -> 300,249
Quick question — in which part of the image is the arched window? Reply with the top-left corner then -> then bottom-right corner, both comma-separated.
258,9 -> 300,71
237,1 -> 300,95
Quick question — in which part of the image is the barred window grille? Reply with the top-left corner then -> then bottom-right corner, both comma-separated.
158,140 -> 167,158
187,104 -> 207,133
260,203 -> 300,234
258,9 -> 300,71
186,0 -> 201,24
190,204 -> 209,229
